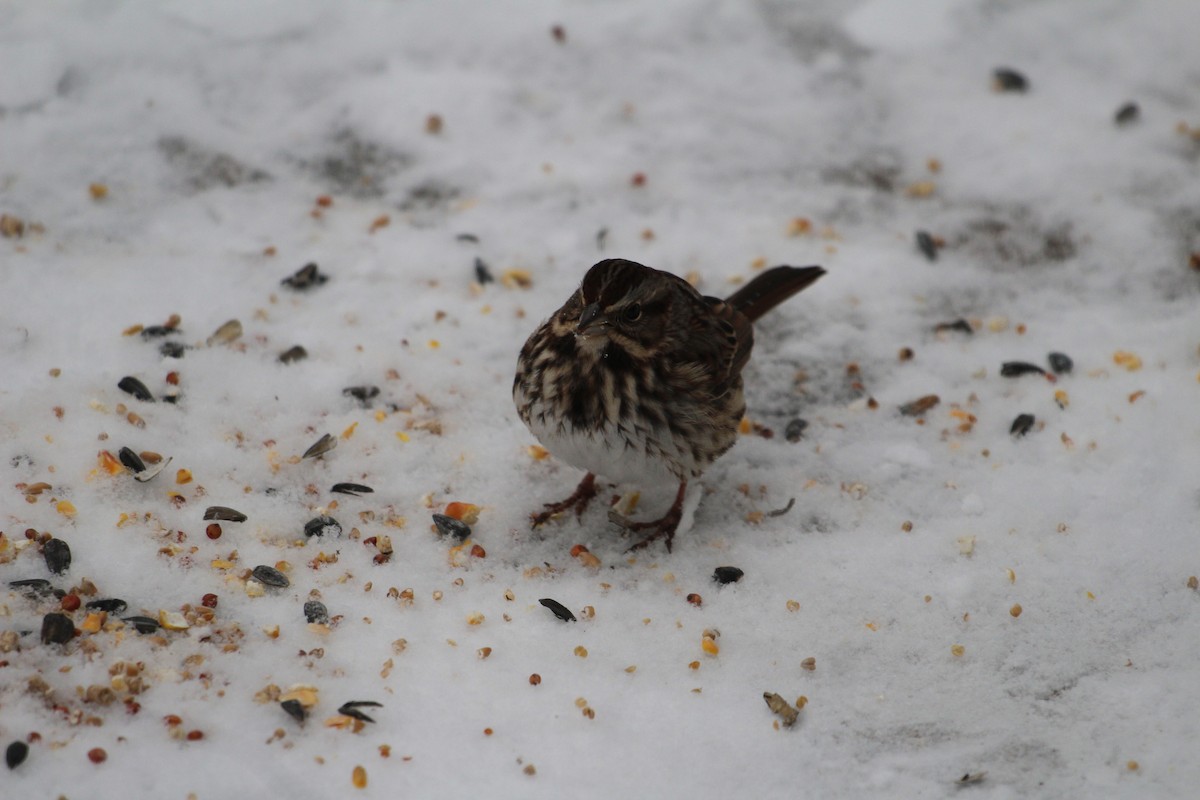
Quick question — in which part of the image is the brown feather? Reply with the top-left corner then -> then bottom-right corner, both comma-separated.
724,266 -> 826,323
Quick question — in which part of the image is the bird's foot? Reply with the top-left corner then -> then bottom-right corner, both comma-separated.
611,480 -> 688,554
531,472 -> 598,527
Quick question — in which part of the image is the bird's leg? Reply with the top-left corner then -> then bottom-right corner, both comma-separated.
531,472 -> 598,527
622,480 -> 688,554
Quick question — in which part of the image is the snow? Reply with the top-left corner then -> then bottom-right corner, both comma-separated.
2,0 -> 1199,797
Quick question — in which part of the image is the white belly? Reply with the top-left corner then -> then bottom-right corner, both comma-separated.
525,400 -> 683,488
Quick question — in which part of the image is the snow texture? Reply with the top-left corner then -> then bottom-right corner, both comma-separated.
2,1 -> 1199,797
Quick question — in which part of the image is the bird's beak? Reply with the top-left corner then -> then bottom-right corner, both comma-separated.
575,303 -> 608,337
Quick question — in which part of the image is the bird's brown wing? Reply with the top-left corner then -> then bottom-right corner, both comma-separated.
695,296 -> 753,394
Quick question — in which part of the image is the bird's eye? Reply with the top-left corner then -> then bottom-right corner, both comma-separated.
622,303 -> 642,323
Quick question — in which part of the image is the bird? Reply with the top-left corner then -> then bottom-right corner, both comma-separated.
513,258 -> 824,551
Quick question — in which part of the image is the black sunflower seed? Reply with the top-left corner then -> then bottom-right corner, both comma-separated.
9,578 -> 54,596
6,740 -> 28,770
1114,102 -> 1139,126
159,341 -> 187,359
280,699 -> 307,723
86,598 -> 128,614
304,516 -> 342,538
203,506 -> 247,522
282,262 -> 328,290
140,325 -> 177,339
455,232 -> 480,244
1010,413 -> 1035,437
331,482 -> 373,496
251,565 -> 290,588
41,613 -> 75,644
934,319 -> 973,335
784,418 -> 808,443
915,230 -> 938,261
118,446 -> 146,473
303,601 -> 329,624
342,385 -> 380,405
117,376 -> 155,402
1000,361 -> 1047,378
123,615 -> 161,634
337,701 -> 382,723
992,67 -> 1028,93
432,513 -> 470,541
302,433 -> 337,459
713,566 -> 744,585
474,257 -> 494,284
42,539 -> 71,575
1047,352 -> 1073,375
539,598 -> 576,622
278,345 -> 308,364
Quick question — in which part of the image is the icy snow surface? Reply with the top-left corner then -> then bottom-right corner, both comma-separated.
2,1 -> 1199,797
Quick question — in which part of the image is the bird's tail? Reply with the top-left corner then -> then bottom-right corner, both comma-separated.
724,265 -> 825,322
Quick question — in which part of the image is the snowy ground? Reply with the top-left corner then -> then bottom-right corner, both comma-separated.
2,0 -> 1199,797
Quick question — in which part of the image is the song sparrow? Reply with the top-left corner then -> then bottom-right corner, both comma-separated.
514,258 -> 825,551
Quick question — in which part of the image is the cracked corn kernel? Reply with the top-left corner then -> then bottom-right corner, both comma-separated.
158,610 -> 190,631
951,644 -> 965,657
352,765 -> 367,789
1010,604 -> 1023,617
444,502 -> 481,524
500,269 -> 533,289
56,500 -> 77,517
466,613 -> 485,626
523,765 -> 536,776
787,217 -> 812,236
701,636 -> 719,656
905,180 -> 936,197
1112,350 -> 1142,371
786,600 -> 800,612
573,646 -> 588,658
688,660 -> 700,670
